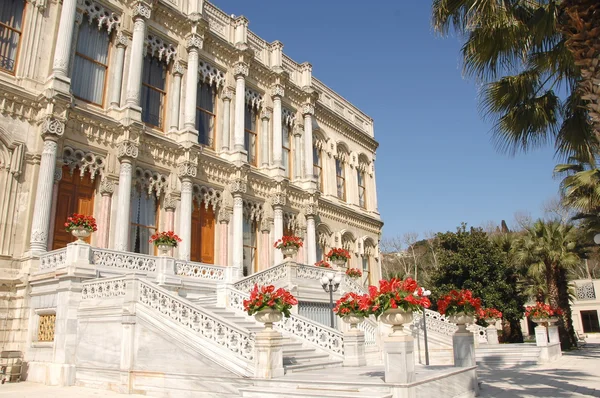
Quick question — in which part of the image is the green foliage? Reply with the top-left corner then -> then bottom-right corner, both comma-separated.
430,223 -> 527,342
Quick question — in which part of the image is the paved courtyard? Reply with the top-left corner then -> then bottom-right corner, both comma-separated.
1,343 -> 599,397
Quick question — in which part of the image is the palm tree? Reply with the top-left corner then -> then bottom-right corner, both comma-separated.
432,0 -> 598,162
514,220 -> 580,349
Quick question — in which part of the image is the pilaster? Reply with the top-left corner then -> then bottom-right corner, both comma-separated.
271,84 -> 284,171
124,2 -> 152,109
260,108 -> 271,168
110,31 -> 129,108
271,183 -> 287,265
233,61 -> 249,153
180,32 -> 204,143
97,178 -> 115,249
220,87 -> 234,152
177,153 -> 198,260
230,168 -> 247,278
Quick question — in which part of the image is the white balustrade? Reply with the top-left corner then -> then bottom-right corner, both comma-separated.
92,248 -> 157,272
233,263 -> 288,292
39,248 -> 67,271
81,277 -> 128,300
175,261 -> 226,281
413,309 -> 488,344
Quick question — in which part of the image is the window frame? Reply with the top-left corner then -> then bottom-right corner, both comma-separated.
141,56 -> 168,131
72,17 -> 111,107
357,169 -> 366,209
282,122 -> 292,178
242,218 -> 258,275
0,0 -> 26,75
196,80 -> 217,149
129,189 -> 160,255
313,145 -> 322,191
244,104 -> 258,166
335,158 -> 346,201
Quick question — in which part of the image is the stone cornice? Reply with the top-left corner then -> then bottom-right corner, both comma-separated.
318,196 -> 383,235
314,105 -> 379,153
0,80 -> 43,122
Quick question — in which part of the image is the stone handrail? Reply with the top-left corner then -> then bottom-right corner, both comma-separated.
227,286 -> 344,358
341,275 -> 366,294
92,248 -> 157,272
39,248 -> 67,271
81,276 -> 255,364
174,260 -> 226,281
413,309 -> 487,344
233,263 -> 288,292
357,317 -> 378,347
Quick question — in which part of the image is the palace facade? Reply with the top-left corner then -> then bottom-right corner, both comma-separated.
0,0 -> 383,349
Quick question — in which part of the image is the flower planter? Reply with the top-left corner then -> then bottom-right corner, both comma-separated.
280,246 -> 298,262
156,244 -> 174,257
380,309 -> 413,336
532,317 -> 558,326
342,314 -> 365,329
447,312 -> 475,333
71,226 -> 91,242
331,258 -> 346,268
254,308 -> 284,330
485,318 -> 498,327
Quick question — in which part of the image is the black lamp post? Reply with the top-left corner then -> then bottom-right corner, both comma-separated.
320,272 -> 342,328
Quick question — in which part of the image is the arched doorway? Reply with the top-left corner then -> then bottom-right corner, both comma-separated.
191,201 -> 215,263
52,166 -> 95,249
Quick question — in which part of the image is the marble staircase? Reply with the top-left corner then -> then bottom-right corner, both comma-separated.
476,343 -> 542,368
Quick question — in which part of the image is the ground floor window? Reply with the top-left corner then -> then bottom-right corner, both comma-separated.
581,310 -> 600,333
243,219 -> 257,275
130,189 -> 158,255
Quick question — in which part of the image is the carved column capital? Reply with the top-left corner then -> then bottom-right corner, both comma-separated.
186,33 -> 204,51
53,167 -> 63,183
173,60 -> 185,76
164,191 -> 179,210
233,62 -> 249,78
218,207 -> 231,223
271,84 -> 285,98
117,139 -> 139,160
302,103 -> 315,116
133,2 -> 152,19
116,31 -> 129,47
260,108 -> 272,121
270,192 -> 286,207
177,160 -> 197,179
230,178 -> 247,195
293,123 -> 303,137
222,86 -> 234,101
99,178 -> 115,195
41,117 -> 65,141
260,217 -> 272,233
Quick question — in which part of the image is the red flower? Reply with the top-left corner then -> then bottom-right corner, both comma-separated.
274,235 -> 304,249
64,213 -> 98,233
436,289 -> 482,316
148,231 -> 182,247
525,302 -> 562,319
345,268 -> 362,278
243,284 -> 298,317
314,260 -> 332,268
326,248 -> 351,262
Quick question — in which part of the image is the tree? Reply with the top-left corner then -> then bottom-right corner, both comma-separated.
432,0 -> 598,162
514,220 -> 581,349
430,224 -> 527,343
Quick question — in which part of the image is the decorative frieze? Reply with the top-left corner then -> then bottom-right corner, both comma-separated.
80,0 -> 120,33
145,34 -> 176,64
62,146 -> 106,180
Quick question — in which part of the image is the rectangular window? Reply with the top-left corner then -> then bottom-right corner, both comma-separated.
0,0 -> 25,73
243,219 -> 257,275
244,105 -> 258,166
362,256 -> 370,285
581,310 -> 600,333
336,159 -> 346,201
141,56 -> 166,129
38,314 -> 56,342
313,146 -> 322,191
282,123 -> 291,177
130,189 -> 159,254
196,81 -> 216,148
357,170 -> 366,209
72,21 -> 110,106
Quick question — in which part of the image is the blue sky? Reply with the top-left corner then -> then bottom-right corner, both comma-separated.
211,0 -> 560,239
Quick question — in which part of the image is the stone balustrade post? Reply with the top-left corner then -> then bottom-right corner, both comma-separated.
30,118 -> 65,255
453,326 -> 476,367
384,327 -> 415,383
535,325 -> 548,347
548,324 -> 560,344
110,32 -> 128,108
113,140 -> 138,251
254,328 -> 285,379
486,323 -> 499,345
343,327 -> 366,367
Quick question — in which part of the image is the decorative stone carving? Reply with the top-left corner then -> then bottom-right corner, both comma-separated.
293,123 -> 303,137
117,140 -> 138,159
38,314 -> 56,342
576,283 -> 596,300
62,146 -> 106,180
146,34 -> 177,64
271,192 -> 286,207
283,212 -> 297,231
116,31 -> 128,47
53,167 -> 63,183
198,60 -> 225,87
217,207 -> 231,223
233,62 -> 249,77
192,184 -> 222,210
177,160 -> 197,179
245,88 -> 263,109
80,0 -> 121,33
271,84 -> 284,98
99,178 -> 114,195
173,60 -> 185,76
163,192 -> 178,210
134,167 -> 168,196
260,217 -> 271,232
186,33 -> 204,50
282,107 -> 295,126
222,87 -> 234,101
243,200 -> 263,221
41,118 -> 65,138
302,103 -> 315,116
260,108 -> 272,120
230,178 -> 247,195
133,2 -> 151,19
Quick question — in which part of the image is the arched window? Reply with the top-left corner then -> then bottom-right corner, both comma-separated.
72,17 -> 110,105
196,81 -> 216,148
0,0 -> 25,74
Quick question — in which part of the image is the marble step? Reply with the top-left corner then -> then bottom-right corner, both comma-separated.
284,360 -> 344,374
239,386 -> 392,398
283,347 -> 319,356
283,352 -> 330,365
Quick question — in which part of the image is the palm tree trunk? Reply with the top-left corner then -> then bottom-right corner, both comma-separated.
557,267 -> 578,348
547,263 -> 574,350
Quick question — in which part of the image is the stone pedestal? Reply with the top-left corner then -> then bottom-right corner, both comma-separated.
453,332 -> 475,367
540,343 -> 562,363
254,330 -> 285,379
155,256 -> 182,290
384,334 -> 415,383
535,325 -> 548,347
343,330 -> 366,367
486,325 -> 499,345
548,325 -> 560,344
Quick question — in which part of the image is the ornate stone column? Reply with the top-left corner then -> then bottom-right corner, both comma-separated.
231,176 -> 247,276
47,167 -> 63,251
113,140 -> 138,251
271,188 -> 285,265
305,200 -> 318,266
271,85 -> 284,168
303,104 -> 315,180
97,178 -> 115,248
125,3 -> 151,107
164,193 -> 177,232
51,0 -> 78,79
218,208 -> 230,267
220,87 -> 233,152
260,108 -> 271,167
177,157 -> 197,260
30,118 -> 65,255
233,63 -> 249,152
293,124 -> 303,179
181,33 -> 203,142
110,32 -> 128,108
168,62 -> 184,132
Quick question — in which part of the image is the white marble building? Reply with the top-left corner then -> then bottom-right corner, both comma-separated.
0,0 -> 383,354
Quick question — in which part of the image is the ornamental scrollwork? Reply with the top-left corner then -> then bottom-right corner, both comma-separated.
173,60 -> 185,76
80,0 -> 120,33
186,33 -> 204,50
38,314 -> 56,342
271,84 -> 285,98
163,192 -> 178,210
99,178 -> 114,195
133,2 -> 151,19
177,160 -> 197,179
116,31 -> 128,47
62,146 -> 106,180
217,207 -> 231,223
270,192 -> 286,207
117,140 -> 138,159
230,178 -> 247,195
134,167 -> 168,196
260,108 -> 271,120
221,87 -> 234,101
41,117 -> 65,138
302,103 -> 315,116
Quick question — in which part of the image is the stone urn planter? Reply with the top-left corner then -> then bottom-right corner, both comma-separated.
485,318 -> 498,327
281,246 -> 298,262
71,226 -> 91,242
447,312 -> 475,333
380,309 -> 413,336
156,244 -> 174,257
532,317 -> 558,326
331,258 -> 346,269
254,308 -> 284,330
342,314 -> 365,330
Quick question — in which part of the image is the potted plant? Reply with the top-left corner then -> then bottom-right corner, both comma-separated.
243,284 -> 298,330
326,248 -> 351,268
366,278 -> 431,336
333,292 -> 372,329
345,268 -> 362,279
437,290 -> 482,332
525,302 -> 562,325
478,307 -> 503,326
149,231 -> 182,256
274,235 -> 303,262
65,213 -> 97,242
314,260 -> 332,268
